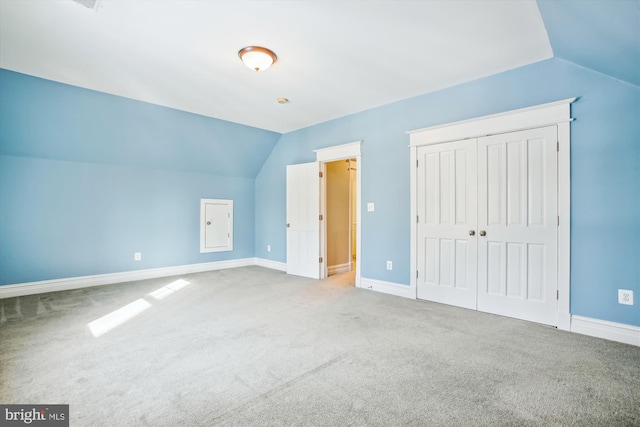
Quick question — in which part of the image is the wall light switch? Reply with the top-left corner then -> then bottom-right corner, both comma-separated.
267,245 -> 271,252
134,252 -> 141,261
367,203 -> 375,212
386,261 -> 392,270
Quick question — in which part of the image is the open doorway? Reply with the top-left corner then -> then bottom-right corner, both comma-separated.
324,158 -> 357,285
285,141 -> 361,284
315,142 -> 361,286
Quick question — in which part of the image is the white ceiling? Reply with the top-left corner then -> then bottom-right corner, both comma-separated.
0,0 -> 553,133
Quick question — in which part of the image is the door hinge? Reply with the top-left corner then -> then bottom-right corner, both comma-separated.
319,171 -> 323,178
416,159 -> 419,168
319,257 -> 323,263
556,141 -> 559,152
416,270 -> 419,279
556,290 -> 559,300
319,214 -> 323,220
557,216 -> 560,226
417,215 -> 419,223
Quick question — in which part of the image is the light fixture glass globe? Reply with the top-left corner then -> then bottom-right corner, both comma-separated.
238,46 -> 277,72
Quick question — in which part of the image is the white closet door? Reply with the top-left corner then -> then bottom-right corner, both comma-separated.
417,139 -> 478,309
286,162 -> 321,279
477,126 -> 558,325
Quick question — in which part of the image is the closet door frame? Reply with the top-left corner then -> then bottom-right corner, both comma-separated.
408,98 -> 575,330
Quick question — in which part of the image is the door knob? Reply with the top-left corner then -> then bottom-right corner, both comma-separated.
469,230 -> 475,236
206,221 -> 211,225
286,223 -> 290,228
479,230 -> 486,236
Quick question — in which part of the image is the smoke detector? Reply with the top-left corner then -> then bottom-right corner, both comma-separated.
71,0 -> 102,10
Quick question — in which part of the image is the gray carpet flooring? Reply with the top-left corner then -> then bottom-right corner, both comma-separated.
1,266 -> 639,426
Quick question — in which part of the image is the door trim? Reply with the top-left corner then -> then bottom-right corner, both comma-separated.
407,98 -> 576,146
314,141 -> 362,287
409,98 -> 576,330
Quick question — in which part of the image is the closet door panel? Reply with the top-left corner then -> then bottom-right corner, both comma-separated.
477,126 -> 558,325
417,139 -> 478,309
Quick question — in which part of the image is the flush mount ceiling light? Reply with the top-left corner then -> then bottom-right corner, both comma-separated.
238,46 -> 277,72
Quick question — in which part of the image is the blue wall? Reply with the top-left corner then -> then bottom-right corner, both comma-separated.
538,0 -> 640,87
0,69 -> 281,285
0,155 -> 255,284
0,70 -> 280,177
255,57 -> 640,327
2,58 -> 639,328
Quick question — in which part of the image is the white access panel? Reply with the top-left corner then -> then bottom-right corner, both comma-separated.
286,162 -> 321,279
416,139 -> 478,309
200,199 -> 233,253
477,126 -> 558,325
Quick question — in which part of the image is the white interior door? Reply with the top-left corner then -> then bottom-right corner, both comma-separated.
417,139 -> 478,309
286,162 -> 321,279
477,126 -> 558,325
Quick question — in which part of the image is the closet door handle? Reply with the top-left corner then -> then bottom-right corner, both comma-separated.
479,230 -> 486,237
469,230 -> 475,236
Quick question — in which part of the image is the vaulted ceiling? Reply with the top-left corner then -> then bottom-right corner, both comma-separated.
0,0 -> 637,134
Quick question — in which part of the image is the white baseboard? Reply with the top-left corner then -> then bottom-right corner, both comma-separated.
571,315 -> 640,347
254,258 -> 287,271
359,277 -> 415,299
357,282 -> 638,346
0,258 -> 256,299
328,263 -> 351,276
4,262 -> 638,348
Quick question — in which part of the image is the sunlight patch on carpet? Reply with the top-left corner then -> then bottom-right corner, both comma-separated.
87,298 -> 152,337
149,279 -> 191,300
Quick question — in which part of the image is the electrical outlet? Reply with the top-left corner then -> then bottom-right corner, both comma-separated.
618,289 -> 633,305
134,252 -> 141,261
367,203 -> 375,212
386,261 -> 392,270
267,245 -> 271,252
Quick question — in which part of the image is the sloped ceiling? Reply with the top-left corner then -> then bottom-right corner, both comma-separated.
538,0 -> 640,87
0,1 -> 637,134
